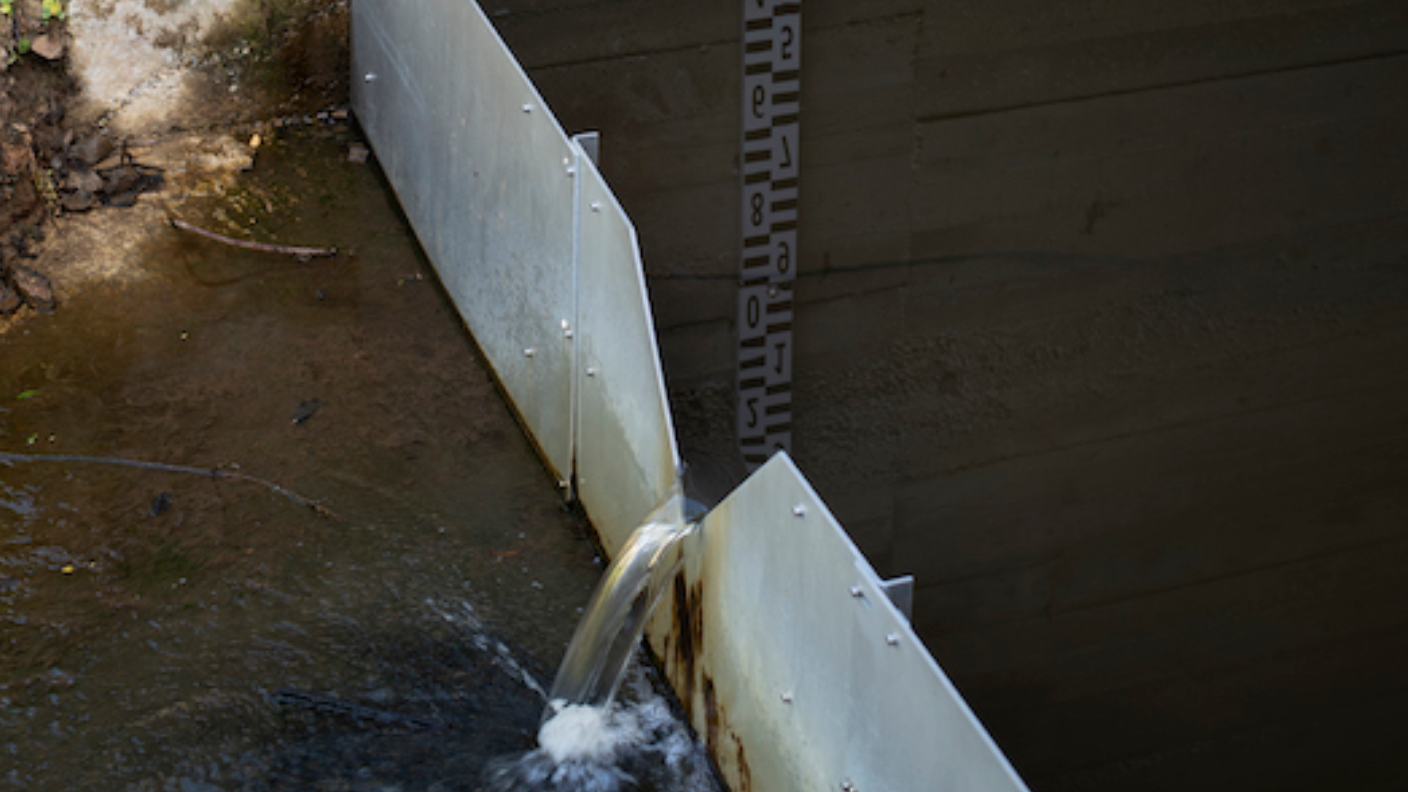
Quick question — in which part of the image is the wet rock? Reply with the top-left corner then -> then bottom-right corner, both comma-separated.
65,167 -> 103,195
100,164 -> 142,196
96,162 -> 163,208
59,191 -> 96,213
11,265 -> 55,314
0,281 -> 21,315
67,133 -> 113,168
58,168 -> 103,213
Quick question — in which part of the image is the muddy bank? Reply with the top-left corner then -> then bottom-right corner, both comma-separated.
2,0 -> 349,324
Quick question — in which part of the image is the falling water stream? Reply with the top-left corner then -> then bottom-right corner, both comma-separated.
484,493 -> 716,792
546,495 -> 694,712
0,126 -> 720,792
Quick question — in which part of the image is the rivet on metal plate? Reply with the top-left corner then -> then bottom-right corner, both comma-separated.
363,73 -> 377,83
590,201 -> 602,212
849,586 -> 864,598
586,367 -> 597,377
841,780 -> 857,792
523,348 -> 536,358
886,633 -> 901,646
564,329 -> 574,339
792,503 -> 806,517
522,103 -> 532,113
780,691 -> 793,704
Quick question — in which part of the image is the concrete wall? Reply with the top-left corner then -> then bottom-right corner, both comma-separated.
489,2 -> 1408,789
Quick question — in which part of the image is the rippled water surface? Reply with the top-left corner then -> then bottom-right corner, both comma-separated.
0,127 -> 628,790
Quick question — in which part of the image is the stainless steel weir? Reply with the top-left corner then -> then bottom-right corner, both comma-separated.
351,3 -> 1030,790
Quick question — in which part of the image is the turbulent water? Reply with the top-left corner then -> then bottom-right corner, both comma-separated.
484,695 -> 719,792
483,494 -> 719,792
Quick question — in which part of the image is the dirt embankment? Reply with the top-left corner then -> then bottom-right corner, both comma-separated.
1,0 -> 349,319
1,0 -> 77,312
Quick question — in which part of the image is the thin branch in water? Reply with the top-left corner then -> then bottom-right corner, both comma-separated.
0,451 -> 343,520
168,217 -> 338,260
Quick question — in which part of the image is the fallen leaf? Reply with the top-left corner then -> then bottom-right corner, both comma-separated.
30,32 -> 65,61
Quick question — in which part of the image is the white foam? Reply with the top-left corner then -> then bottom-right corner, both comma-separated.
487,691 -> 720,792
538,702 -> 642,765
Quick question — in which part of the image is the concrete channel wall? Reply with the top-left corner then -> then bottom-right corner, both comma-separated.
350,2 -> 1027,790
485,4 -> 1408,790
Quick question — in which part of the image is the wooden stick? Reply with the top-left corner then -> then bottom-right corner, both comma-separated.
0,451 -> 343,520
169,217 -> 338,260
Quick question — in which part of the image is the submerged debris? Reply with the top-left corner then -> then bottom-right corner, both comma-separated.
291,398 -> 323,425
169,217 -> 338,261
149,491 -> 173,517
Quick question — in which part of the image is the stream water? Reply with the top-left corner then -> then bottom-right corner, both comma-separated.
483,494 -> 711,792
1,126 -> 717,791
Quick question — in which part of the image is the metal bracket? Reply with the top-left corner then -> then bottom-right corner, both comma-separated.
880,575 -> 914,623
574,131 -> 601,167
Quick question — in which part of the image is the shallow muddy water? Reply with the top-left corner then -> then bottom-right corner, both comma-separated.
0,126 -> 624,790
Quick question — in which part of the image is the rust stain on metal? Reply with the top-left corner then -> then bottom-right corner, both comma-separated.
735,740 -> 752,792
661,551 -> 753,791
671,570 -> 704,714
661,567 -> 753,792
699,674 -> 754,792
704,676 -> 720,754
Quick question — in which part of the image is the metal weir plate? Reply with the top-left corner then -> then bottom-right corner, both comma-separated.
737,0 -> 801,469
658,454 -> 1030,792
351,0 -> 678,545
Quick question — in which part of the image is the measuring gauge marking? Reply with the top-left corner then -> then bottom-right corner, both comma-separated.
738,0 -> 800,468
